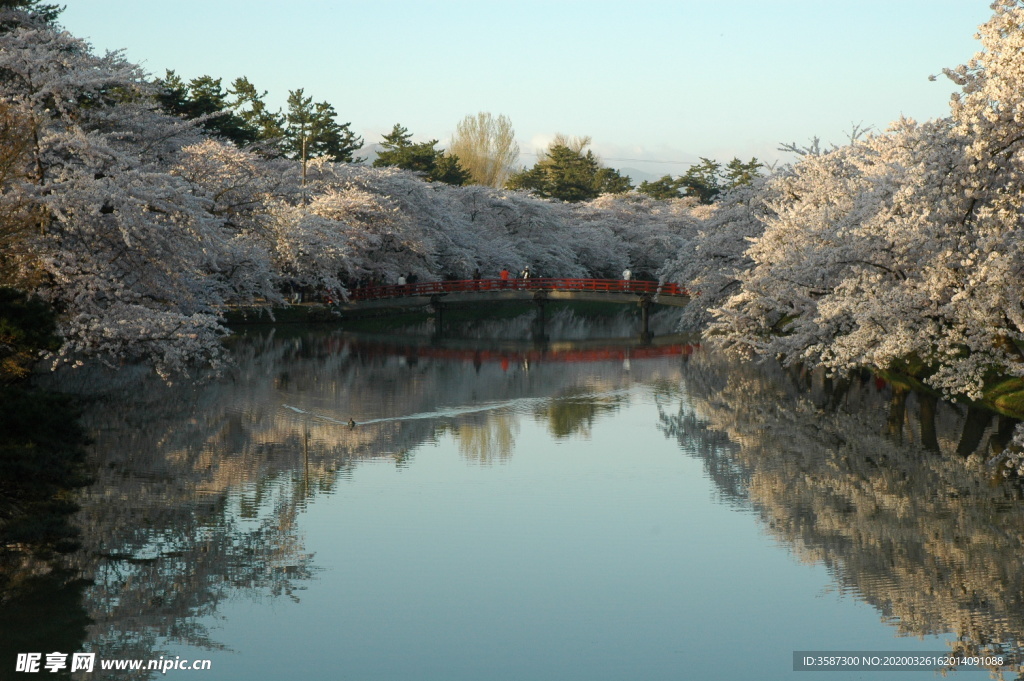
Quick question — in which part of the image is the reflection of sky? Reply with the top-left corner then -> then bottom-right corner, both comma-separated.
171,388 -> 952,681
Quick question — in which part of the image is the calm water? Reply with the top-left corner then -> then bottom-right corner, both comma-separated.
9,315 -> 1024,680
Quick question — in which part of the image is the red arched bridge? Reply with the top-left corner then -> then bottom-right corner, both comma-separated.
342,278 -> 689,310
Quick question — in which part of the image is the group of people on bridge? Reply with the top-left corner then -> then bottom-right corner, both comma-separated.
346,266 -> 641,290
481,266 -> 635,284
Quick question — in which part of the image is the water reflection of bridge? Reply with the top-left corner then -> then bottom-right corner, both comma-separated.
339,278 -> 690,340
326,333 -> 697,366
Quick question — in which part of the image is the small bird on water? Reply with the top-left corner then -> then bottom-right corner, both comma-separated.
348,418 -> 356,428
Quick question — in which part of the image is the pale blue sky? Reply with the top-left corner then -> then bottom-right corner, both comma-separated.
60,1 -> 993,175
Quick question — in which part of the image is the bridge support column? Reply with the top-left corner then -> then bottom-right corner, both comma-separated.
638,296 -> 653,343
532,291 -> 549,343
429,296 -> 445,336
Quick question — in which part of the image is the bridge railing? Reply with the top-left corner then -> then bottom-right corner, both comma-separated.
347,278 -> 687,302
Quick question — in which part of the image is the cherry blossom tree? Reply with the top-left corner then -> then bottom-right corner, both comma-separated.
668,1 -> 1024,403
0,5 -> 707,377
572,193 -> 697,279
0,14 -> 230,376
658,178 -> 770,330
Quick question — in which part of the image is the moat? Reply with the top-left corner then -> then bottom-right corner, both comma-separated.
6,311 -> 1024,680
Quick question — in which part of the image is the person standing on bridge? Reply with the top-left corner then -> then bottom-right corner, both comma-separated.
622,267 -> 632,292
520,265 -> 531,290
397,273 -> 407,295
500,267 -> 510,290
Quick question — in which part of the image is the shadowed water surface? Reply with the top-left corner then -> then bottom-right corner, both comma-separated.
8,316 -> 1024,680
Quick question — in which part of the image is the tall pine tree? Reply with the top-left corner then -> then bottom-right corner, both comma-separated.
154,71 -> 259,145
506,135 -> 631,201
373,124 -> 469,185
228,76 -> 284,143
283,89 -> 362,163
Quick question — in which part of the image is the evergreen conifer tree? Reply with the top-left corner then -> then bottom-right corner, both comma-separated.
373,124 -> 469,185
506,135 -> 632,201
283,89 -> 362,163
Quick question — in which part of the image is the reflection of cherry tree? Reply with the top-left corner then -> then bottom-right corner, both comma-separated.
56,326 -> 686,475
71,476 -> 316,670
662,349 -> 1024,672
405,305 -> 683,341
47,326 -> 686,672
